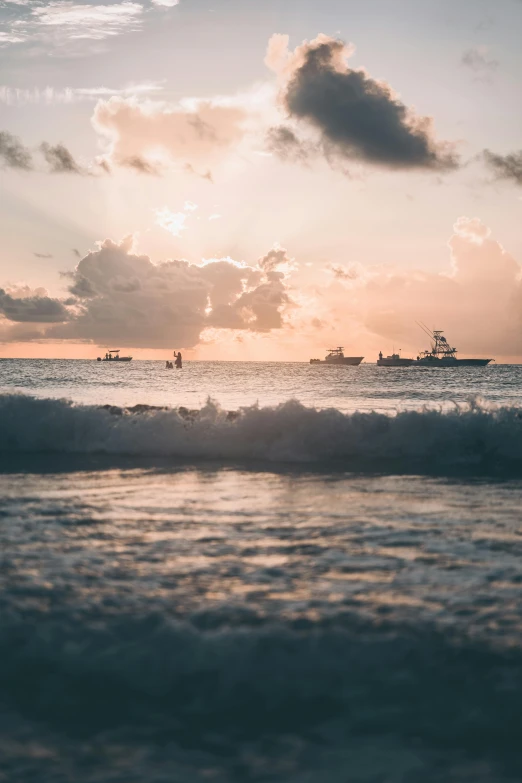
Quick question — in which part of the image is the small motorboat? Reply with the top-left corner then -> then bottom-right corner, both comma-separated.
310,347 -> 363,366
97,350 -> 132,362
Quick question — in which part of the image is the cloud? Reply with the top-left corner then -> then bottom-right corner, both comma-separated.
0,82 -> 164,106
44,238 -> 295,348
92,96 -> 249,174
0,130 -> 32,169
206,246 -> 294,332
328,263 -> 361,281
0,131 -> 86,174
117,154 -> 161,175
29,1 -> 143,41
150,0 -> 179,5
266,34 -> 459,172
461,47 -> 498,77
483,149 -> 522,186
0,32 -> 25,44
185,163 -> 214,183
155,207 -> 187,237
0,286 -> 69,323
265,125 -> 317,163
452,216 -> 491,241
34,252 -> 54,259
40,142 -> 82,173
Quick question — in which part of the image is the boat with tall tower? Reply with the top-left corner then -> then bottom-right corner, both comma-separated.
414,325 -> 492,367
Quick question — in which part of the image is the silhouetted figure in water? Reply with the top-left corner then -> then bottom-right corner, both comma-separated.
175,352 -> 182,369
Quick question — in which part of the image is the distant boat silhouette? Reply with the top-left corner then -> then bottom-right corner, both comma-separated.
413,325 -> 492,367
97,350 -> 132,362
377,350 -> 413,367
310,346 -> 363,366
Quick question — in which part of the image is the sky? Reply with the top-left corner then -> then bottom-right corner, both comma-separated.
1,0 -> 522,361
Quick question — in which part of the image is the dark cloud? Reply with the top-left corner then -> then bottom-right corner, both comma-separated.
33,252 -> 53,259
266,125 -> 317,163
0,288 -> 69,323
0,131 -> 33,170
40,142 -> 82,174
483,149 -> 522,186
270,35 -> 459,171
65,271 -> 98,298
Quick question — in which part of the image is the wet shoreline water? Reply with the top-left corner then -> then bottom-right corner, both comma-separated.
1,361 -> 522,781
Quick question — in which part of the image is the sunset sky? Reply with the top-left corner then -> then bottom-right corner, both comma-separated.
1,0 -> 522,360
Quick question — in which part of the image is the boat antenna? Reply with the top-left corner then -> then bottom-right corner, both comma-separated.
415,320 -> 434,339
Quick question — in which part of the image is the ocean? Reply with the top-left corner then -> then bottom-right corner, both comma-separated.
1,359 -> 522,782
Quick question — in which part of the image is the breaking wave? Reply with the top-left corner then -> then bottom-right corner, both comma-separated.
1,393 -> 521,473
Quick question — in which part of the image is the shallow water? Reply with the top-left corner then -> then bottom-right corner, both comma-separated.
1,361 -> 522,781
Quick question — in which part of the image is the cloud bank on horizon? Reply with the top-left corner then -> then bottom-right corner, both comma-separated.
0,237 -> 295,348
1,217 -> 521,360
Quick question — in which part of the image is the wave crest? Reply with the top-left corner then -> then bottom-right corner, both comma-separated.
0,393 -> 521,473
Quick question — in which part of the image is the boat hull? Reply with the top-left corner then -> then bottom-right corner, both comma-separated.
310,357 -> 363,366
377,358 -> 414,367
413,358 -> 491,367
100,357 -> 133,362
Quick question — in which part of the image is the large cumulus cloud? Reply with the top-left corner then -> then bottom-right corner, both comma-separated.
38,238 -> 295,348
266,34 -> 459,172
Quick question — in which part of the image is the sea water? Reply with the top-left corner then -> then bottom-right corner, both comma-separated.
1,360 -> 522,782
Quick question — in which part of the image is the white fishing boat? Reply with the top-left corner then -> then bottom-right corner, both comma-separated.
310,347 -> 363,366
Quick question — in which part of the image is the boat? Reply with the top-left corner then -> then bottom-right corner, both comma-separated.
310,347 -> 363,366
377,351 -> 414,367
413,326 -> 492,367
97,349 -> 133,362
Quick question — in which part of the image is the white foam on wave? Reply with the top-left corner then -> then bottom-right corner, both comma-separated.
0,393 -> 521,471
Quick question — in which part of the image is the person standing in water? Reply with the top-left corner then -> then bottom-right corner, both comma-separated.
175,352 -> 182,369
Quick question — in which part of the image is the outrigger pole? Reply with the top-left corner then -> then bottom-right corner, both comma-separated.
415,321 -> 434,340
